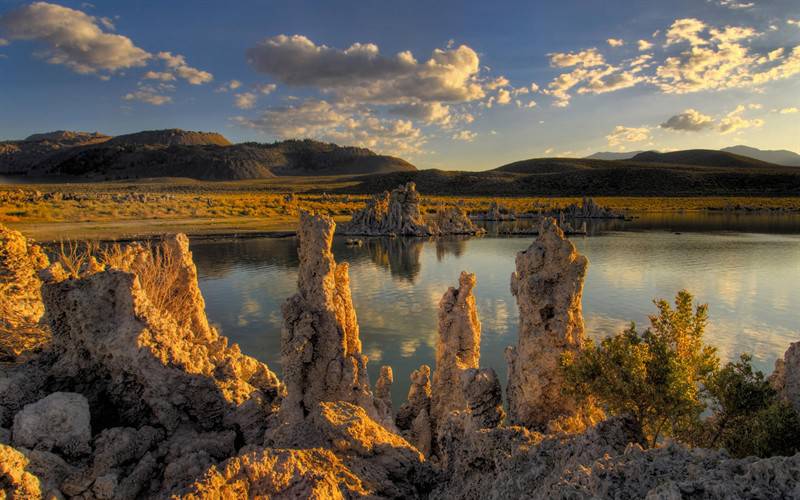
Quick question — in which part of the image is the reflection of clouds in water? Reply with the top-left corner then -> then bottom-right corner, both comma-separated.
401,337 -> 422,357
365,345 -> 383,364
267,310 -> 282,329
237,297 -> 262,327
478,298 -> 513,337
584,313 -> 629,340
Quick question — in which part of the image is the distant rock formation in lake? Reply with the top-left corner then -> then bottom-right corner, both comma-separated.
0,129 -> 417,179
339,182 -> 484,236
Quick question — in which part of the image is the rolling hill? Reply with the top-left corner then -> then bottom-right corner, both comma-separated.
629,149 -> 778,169
721,146 -> 800,166
0,130 -> 416,179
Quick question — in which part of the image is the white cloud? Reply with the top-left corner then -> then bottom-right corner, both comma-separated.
451,130 -> 477,142
496,88 -> 511,105
779,107 -> 799,114
246,34 -> 485,104
0,38 -> 8,46
0,1 -> 150,75
660,108 -> 714,131
157,51 -> 213,85
607,38 -> 625,47
233,99 -> 426,156
216,80 -> 242,92
787,20 -> 800,27
123,85 -> 172,106
549,48 -> 605,68
715,0 -> 754,9
486,76 -> 509,89
234,92 -> 258,109
256,83 -> 276,94
665,18 -> 708,47
387,101 -> 451,125
143,71 -> 175,82
606,125 -> 651,147
718,104 -> 764,133
637,39 -> 654,51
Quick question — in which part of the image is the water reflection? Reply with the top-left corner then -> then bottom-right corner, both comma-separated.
191,213 -> 800,406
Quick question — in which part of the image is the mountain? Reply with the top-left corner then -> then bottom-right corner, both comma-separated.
721,146 -> 800,166
584,151 -> 647,160
629,149 -> 776,168
340,154 -> 800,196
0,130 -> 416,179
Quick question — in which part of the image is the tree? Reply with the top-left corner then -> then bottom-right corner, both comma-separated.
562,290 -> 718,447
696,354 -> 800,458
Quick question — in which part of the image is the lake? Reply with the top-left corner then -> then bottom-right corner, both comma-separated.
191,212 -> 800,406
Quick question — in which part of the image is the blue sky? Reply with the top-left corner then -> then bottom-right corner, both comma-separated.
0,0 -> 798,170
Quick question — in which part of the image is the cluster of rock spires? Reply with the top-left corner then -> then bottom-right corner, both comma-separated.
561,197 -> 624,219
339,182 -> 484,237
2,218 -> 800,498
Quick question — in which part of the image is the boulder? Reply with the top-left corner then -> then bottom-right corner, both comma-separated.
12,392 -> 91,458
506,218 -> 589,430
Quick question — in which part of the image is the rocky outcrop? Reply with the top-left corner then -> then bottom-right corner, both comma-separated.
563,197 -> 624,219
280,212 -> 377,423
374,366 -> 396,431
431,272 -> 502,434
771,341 -> 800,414
12,392 -> 91,459
506,218 -> 589,430
431,206 -> 486,235
339,182 -> 432,236
0,443 -> 45,498
396,366 -> 433,456
0,224 -> 50,360
433,415 -> 800,499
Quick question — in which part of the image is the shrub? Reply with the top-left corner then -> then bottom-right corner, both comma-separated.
562,290 -> 718,447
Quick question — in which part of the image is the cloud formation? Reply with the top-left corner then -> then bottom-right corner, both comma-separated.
234,92 -> 258,109
718,104 -> 764,133
606,125 -> 651,148
246,34 -> 485,104
123,84 -> 172,105
233,99 -> 426,155
660,108 -> 714,131
157,51 -> 213,85
0,1 -> 150,74
607,38 -> 625,47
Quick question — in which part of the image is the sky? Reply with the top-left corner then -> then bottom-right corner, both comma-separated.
0,0 -> 798,170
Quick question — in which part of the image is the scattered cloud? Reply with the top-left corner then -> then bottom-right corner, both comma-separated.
123,84 -> 172,106
778,107 -> 799,114
387,101 -> 451,125
234,92 -> 258,109
256,83 -> 276,95
660,108 -> 714,131
637,39 -> 654,51
233,99 -> 426,155
607,38 -> 625,47
665,18 -> 709,47
452,130 -> 477,142
496,88 -> 511,105
606,125 -> 651,148
157,51 -> 213,85
0,1 -> 150,75
549,48 -> 605,68
143,71 -> 176,82
0,38 -> 8,46
718,104 -> 765,133
714,0 -> 754,10
787,19 -> 800,28
216,80 -> 241,92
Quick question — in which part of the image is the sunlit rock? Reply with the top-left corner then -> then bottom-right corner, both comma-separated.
771,340 -> 800,414
471,200 -> 516,221
430,206 -> 485,235
280,211 -> 377,423
506,217 -> 589,430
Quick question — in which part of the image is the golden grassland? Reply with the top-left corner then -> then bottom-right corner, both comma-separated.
2,177 -> 800,241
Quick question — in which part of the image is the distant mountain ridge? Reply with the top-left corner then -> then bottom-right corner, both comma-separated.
721,145 -> 800,166
586,146 -> 800,166
0,129 -> 416,180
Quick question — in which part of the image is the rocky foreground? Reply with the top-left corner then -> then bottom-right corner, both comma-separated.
1,218 -> 800,499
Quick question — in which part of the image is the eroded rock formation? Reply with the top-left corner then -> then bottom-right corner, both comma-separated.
506,217 -> 589,430
280,211 -> 377,423
0,224 -> 50,360
431,272 -> 502,434
396,365 -> 433,456
563,197 -> 623,219
339,182 -> 432,236
431,206 -> 486,236
471,201 -> 516,221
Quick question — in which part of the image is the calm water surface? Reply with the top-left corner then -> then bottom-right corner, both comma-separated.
192,213 -> 800,406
